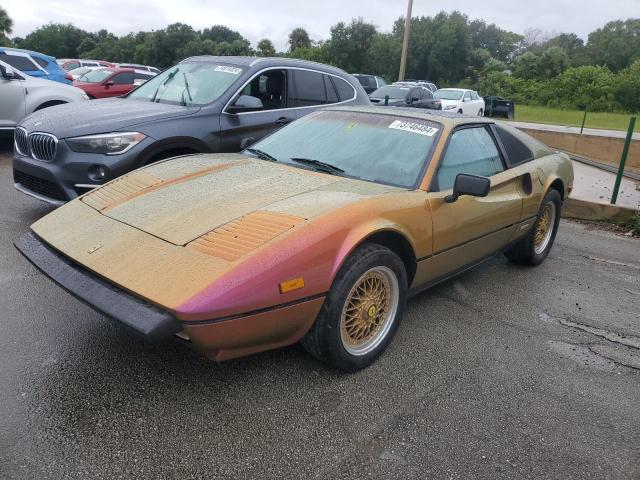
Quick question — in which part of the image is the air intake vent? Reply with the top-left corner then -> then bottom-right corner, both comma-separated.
14,128 -> 30,157
187,211 -> 303,261
82,170 -> 163,211
28,133 -> 58,161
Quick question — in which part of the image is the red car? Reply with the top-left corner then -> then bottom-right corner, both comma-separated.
73,67 -> 155,99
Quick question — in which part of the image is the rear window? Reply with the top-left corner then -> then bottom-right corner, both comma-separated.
0,52 -> 37,71
493,125 -> 534,166
33,57 -> 49,68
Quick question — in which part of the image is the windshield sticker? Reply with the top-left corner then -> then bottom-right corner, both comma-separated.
214,66 -> 242,75
388,120 -> 438,137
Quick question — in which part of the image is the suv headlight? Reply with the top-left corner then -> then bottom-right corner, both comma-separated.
66,132 -> 146,155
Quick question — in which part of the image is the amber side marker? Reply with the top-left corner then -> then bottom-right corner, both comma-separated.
279,277 -> 305,294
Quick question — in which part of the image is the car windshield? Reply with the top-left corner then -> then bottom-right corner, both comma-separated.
70,67 -> 91,76
370,86 -> 409,99
244,110 -> 441,188
127,61 -> 246,106
434,90 -> 464,100
80,69 -> 113,83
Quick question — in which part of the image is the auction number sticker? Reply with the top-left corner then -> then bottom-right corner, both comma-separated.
388,120 -> 438,137
215,66 -> 243,75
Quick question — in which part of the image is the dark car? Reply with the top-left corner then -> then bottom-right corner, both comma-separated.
369,85 -> 441,110
13,56 -> 369,204
353,74 -> 387,94
483,96 -> 514,119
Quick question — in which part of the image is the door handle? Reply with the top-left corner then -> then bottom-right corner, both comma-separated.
275,117 -> 291,125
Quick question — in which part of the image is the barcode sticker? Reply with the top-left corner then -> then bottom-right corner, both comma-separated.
388,120 -> 439,136
214,66 -> 242,75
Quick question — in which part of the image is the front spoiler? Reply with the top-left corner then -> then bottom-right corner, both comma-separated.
15,231 -> 182,341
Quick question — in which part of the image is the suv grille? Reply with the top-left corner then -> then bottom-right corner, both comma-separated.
13,170 -> 66,201
14,127 -> 29,156
14,129 -> 58,162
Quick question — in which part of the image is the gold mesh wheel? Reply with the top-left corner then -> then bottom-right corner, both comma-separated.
534,201 -> 556,255
339,266 -> 399,356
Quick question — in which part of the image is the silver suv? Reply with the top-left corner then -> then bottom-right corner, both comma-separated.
0,60 -> 88,131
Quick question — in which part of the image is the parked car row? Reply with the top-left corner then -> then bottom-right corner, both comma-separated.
7,52 -> 571,371
0,47 -> 72,84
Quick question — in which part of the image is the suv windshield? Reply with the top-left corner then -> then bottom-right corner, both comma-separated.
244,110 -> 441,188
80,69 -> 113,83
127,61 -> 246,106
434,90 -> 464,100
370,86 -> 409,99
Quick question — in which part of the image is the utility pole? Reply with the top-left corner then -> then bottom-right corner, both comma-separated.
398,0 -> 413,81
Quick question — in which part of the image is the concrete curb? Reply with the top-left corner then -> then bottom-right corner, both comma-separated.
562,197 -> 638,223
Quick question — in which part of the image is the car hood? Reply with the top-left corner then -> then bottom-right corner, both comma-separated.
79,153 -> 401,246
19,97 -> 197,138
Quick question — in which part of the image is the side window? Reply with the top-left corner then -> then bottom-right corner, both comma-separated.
377,76 -> 387,87
245,69 -> 286,110
493,125 -> 534,166
111,72 -> 134,85
66,61 -> 80,70
0,52 -> 38,71
324,75 -> 339,103
332,77 -> 355,102
470,92 -> 479,100
33,57 -> 49,68
410,88 -> 420,101
435,127 -> 504,191
84,62 -> 99,67
290,69 -> 326,107
463,91 -> 471,101
422,88 -> 433,99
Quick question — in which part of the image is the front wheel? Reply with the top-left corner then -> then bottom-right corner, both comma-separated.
301,244 -> 407,372
478,109 -> 484,117
505,188 -> 562,266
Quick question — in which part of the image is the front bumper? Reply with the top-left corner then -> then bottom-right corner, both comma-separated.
12,136 -> 151,204
15,231 -> 181,340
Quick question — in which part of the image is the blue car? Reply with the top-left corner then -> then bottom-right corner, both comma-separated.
0,48 -> 71,84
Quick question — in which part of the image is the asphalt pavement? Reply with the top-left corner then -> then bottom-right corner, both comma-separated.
0,143 -> 638,480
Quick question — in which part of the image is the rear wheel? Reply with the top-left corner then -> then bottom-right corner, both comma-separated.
301,244 -> 407,372
478,109 -> 484,116
505,188 -> 562,266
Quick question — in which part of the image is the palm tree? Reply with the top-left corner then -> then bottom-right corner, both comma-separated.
0,6 -> 13,42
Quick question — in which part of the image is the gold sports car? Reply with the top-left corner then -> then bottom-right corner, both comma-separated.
16,107 -> 574,371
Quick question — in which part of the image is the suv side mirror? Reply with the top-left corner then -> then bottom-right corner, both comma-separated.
104,80 -> 114,87
227,95 -> 264,113
0,65 -> 16,80
444,174 -> 491,203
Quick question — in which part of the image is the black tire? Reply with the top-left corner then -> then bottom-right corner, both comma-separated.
505,188 -> 562,266
458,109 -> 463,114
301,243 -> 408,372
478,109 -> 483,117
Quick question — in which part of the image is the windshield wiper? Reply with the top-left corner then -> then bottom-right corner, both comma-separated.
182,72 -> 192,106
245,148 -> 278,162
151,68 -> 179,103
290,157 -> 345,176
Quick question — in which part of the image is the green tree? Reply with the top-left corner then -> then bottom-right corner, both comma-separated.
540,46 -> 569,77
613,59 -> 640,112
469,20 -> 522,63
288,27 -> 311,52
513,51 -> 543,79
256,38 -> 276,57
0,6 -> 13,45
587,19 -> 640,71
328,18 -> 377,72
18,23 -> 90,58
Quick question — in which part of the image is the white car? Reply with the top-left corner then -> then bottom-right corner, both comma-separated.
67,66 -> 102,80
0,60 -> 88,130
434,88 -> 485,116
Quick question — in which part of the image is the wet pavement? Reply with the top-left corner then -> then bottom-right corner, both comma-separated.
570,160 -> 640,209
1,145 -> 638,479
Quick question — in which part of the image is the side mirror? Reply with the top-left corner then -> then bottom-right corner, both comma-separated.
444,174 -> 491,203
227,95 -> 264,113
0,64 -> 16,80
104,80 -> 114,87
463,97 -> 470,103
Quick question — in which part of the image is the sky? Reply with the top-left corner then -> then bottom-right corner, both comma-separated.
4,0 -> 640,51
